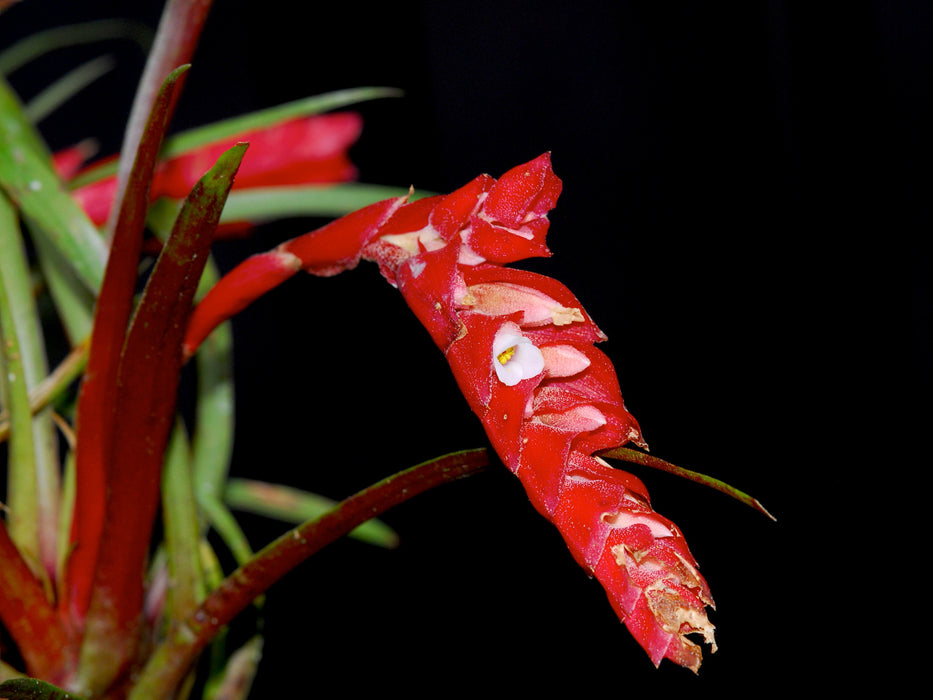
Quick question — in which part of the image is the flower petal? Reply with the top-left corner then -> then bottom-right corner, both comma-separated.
492,324 -> 544,386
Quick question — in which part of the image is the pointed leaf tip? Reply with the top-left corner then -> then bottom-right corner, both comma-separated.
600,446 -> 777,521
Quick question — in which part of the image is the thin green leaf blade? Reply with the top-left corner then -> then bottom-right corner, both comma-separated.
0,192 -> 59,582
188,257 -> 256,565
29,232 -> 95,344
0,204 -> 41,571
0,76 -> 51,158
0,18 -> 153,75
161,87 -> 401,161
132,448 -> 488,700
225,479 -> 399,549
0,678 -> 83,700
190,259 -> 235,501
218,183 -> 425,224
162,421 -> 205,622
0,79 -> 105,294
24,55 -> 115,124
600,446 -> 777,520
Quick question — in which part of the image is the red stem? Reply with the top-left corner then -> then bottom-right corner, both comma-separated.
130,449 -> 488,699
65,67 -> 189,627
61,69 -> 186,628
0,522 -> 73,683
600,446 -> 776,520
108,0 -> 214,238
75,145 -> 245,694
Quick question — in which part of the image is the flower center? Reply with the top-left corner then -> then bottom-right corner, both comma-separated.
492,323 -> 544,386
496,346 -> 517,365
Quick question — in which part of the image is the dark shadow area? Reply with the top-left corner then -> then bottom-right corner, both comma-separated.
2,0 -> 923,693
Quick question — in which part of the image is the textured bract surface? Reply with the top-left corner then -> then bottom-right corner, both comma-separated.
184,153 -> 717,670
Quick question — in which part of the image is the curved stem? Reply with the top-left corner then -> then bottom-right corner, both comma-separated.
0,522 -> 72,683
129,449 -> 488,700
599,446 -> 776,521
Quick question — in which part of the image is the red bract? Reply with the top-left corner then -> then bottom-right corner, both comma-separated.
67,112 -> 362,226
183,153 -> 717,670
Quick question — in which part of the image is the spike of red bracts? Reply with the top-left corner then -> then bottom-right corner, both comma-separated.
183,153 -> 717,670
66,112 -> 363,227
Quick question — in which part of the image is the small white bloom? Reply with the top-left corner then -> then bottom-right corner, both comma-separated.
492,323 -> 544,386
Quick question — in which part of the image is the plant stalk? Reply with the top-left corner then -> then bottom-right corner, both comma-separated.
130,449 -> 488,700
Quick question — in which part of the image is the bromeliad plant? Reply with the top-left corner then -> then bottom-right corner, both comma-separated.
0,2 -> 772,698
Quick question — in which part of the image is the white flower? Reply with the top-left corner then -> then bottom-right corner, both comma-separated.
492,323 -> 544,386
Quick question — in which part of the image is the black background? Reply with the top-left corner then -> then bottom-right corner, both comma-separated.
3,0 -> 925,694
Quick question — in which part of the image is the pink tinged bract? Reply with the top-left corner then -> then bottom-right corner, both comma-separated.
64,112 -> 363,227
158,112 -> 362,195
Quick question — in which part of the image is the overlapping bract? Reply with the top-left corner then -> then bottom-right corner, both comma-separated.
183,153 -> 717,670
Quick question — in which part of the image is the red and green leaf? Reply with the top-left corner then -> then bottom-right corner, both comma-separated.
130,449 -> 488,700
65,64 -> 190,628
75,142 -> 246,693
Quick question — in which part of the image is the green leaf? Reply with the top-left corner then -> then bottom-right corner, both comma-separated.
0,199 -> 41,570
29,231 -> 95,344
146,183 -> 425,239
131,448 -> 488,700
0,18 -> 153,76
218,183 -> 426,224
190,260 -> 234,495
0,678 -> 83,700
189,258 -> 256,565
76,143 -> 248,693
0,192 -> 59,584
161,87 -> 402,161
599,446 -> 776,520
24,56 -> 115,124
225,479 -> 399,549
162,420 -> 205,622
0,77 -> 97,339
0,76 -> 52,158
0,79 -> 106,294
56,448 -> 77,601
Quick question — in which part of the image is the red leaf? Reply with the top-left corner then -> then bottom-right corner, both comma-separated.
77,144 -> 246,689
66,65 -> 190,626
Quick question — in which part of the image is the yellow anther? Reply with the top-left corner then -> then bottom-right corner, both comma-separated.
497,346 -> 516,365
